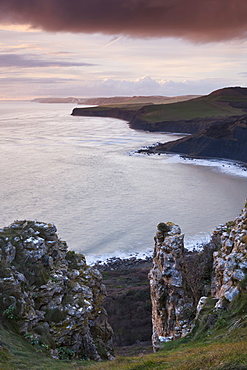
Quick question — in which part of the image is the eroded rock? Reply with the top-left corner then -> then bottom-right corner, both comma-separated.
148,222 -> 195,351
0,220 -> 113,361
211,202 -> 247,307
149,201 -> 247,352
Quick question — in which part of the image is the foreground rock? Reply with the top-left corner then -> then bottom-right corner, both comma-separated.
211,203 -> 247,308
149,222 -> 194,351
0,221 -> 113,361
149,202 -> 247,351
149,222 -> 215,351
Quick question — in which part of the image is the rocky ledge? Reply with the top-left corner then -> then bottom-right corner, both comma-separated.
0,221 -> 114,361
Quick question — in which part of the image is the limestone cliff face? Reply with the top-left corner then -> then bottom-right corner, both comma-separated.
211,202 -> 247,308
149,202 -> 247,351
0,221 -> 113,361
148,222 -> 195,352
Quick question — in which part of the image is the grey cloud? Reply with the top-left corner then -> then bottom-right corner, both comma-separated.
0,76 -> 76,84
0,53 -> 96,68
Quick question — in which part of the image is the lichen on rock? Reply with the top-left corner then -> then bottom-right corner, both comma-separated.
149,201 -> 247,352
0,220 -> 114,361
211,202 -> 247,309
149,222 -> 195,352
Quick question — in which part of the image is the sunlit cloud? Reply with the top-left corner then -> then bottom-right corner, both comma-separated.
0,43 -> 45,53
0,24 -> 38,32
0,75 -> 237,100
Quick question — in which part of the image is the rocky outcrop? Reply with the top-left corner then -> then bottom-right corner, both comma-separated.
211,202 -> 247,308
148,222 -> 195,352
137,115 -> 247,164
149,202 -> 247,351
0,221 -> 114,361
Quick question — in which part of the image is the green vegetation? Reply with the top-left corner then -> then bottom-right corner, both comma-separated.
102,266 -> 152,347
78,87 -> 247,127
0,272 -> 246,369
137,96 -> 244,123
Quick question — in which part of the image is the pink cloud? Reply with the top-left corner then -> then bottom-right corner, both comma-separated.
0,0 -> 247,42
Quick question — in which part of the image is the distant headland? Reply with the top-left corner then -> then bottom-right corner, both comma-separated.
71,87 -> 247,164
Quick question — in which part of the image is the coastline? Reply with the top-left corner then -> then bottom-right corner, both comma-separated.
132,149 -> 247,177
92,255 -> 153,271
72,105 -> 247,165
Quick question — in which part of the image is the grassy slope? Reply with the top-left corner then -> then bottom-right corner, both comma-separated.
137,96 -> 244,123
83,95 -> 200,107
1,279 -> 246,369
78,87 -> 247,125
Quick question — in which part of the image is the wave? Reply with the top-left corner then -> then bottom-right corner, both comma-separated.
131,150 -> 247,178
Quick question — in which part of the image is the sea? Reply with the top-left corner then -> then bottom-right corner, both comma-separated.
0,100 -> 246,263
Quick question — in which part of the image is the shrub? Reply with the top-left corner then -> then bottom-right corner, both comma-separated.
57,346 -> 75,360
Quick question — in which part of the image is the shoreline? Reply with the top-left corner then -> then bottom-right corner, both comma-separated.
72,106 -> 247,165
131,148 -> 247,177
92,255 -> 153,271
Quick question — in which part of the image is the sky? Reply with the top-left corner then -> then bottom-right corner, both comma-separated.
0,0 -> 247,99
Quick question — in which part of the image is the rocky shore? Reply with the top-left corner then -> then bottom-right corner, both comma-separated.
72,87 -> 247,164
136,115 -> 247,164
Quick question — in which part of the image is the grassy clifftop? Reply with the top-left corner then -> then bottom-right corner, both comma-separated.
136,86 -> 247,123
72,87 -> 247,134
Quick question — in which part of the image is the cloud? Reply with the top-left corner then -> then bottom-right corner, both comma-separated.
65,76 -> 237,97
0,75 -> 240,99
0,0 -> 247,42
0,76 -> 75,84
0,53 -> 96,68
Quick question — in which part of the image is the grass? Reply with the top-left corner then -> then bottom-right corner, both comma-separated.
1,333 -> 246,370
137,99 -> 244,123
76,87 -> 247,126
1,290 -> 246,369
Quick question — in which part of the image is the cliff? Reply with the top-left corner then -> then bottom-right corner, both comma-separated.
149,201 -> 247,351
72,106 -> 136,123
71,87 -> 247,134
71,106 -> 226,135
0,221 -> 114,361
139,115 -> 247,164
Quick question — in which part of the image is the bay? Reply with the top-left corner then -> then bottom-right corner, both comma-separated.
0,101 -> 246,263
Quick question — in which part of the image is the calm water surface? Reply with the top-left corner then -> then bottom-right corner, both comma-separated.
0,101 -> 246,262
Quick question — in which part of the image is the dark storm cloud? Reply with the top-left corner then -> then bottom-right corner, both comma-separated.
0,0 -> 247,41
0,54 -> 96,68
